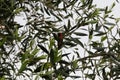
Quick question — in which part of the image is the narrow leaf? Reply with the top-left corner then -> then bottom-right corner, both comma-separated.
62,53 -> 71,57
101,36 -> 107,42
64,41 -> 77,47
18,59 -> 29,74
89,29 -> 93,39
58,60 -> 70,65
94,32 -> 106,36
74,32 -> 87,36
44,7 -> 50,15
68,19 -> 71,30
72,38 -> 84,48
105,22 -> 115,26
38,44 -> 49,54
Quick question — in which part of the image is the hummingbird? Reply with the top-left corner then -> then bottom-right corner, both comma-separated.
53,32 -> 64,50
58,32 -> 64,49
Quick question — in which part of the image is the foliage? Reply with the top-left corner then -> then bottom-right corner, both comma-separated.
0,0 -> 120,80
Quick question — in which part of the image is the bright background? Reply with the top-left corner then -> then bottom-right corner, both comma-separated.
14,0 -> 120,80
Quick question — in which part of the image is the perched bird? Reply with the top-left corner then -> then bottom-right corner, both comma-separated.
58,32 -> 64,50
53,32 -> 64,50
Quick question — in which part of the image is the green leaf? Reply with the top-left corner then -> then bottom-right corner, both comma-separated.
95,23 -> 101,31
50,49 -> 55,66
49,38 -> 55,49
85,74 -> 95,79
31,47 -> 39,56
38,55 -> 47,60
31,55 -> 47,62
34,65 -> 43,72
62,53 -> 71,57
86,20 -> 98,24
64,25 -> 68,32
44,62 -> 52,69
72,60 -> 78,69
105,6 -> 108,14
101,36 -> 107,42
110,2 -> 115,9
70,75 -> 81,78
74,8 -> 81,15
64,41 -> 77,47
64,13 -> 73,18
108,26 -> 114,31
40,71 -> 53,80
74,32 -> 87,36
105,22 -> 115,26
14,8 -> 23,14
44,7 -> 50,16
89,29 -> 93,39
87,50 -> 94,54
58,60 -> 70,65
50,11 -> 62,21
94,32 -> 106,36
28,55 -> 47,66
0,37 -> 6,47
90,9 -> 99,18
93,47 -> 106,52
90,41 -> 101,47
71,38 -> 84,48
58,75 -> 63,80
30,40 -> 35,48
102,68 -> 108,80
0,76 -> 5,80
38,44 -> 49,54
18,59 -> 29,74
21,50 -> 30,62
68,19 -> 71,30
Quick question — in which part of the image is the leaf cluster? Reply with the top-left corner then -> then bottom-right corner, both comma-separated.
0,0 -> 120,80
